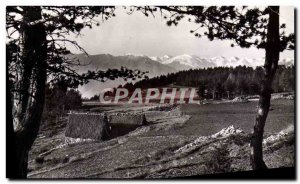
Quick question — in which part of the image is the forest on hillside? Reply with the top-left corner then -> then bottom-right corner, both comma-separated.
117,65 -> 294,100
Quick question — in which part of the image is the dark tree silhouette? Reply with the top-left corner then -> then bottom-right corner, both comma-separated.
6,6 -> 146,178
133,6 -> 294,169
130,66 -> 294,97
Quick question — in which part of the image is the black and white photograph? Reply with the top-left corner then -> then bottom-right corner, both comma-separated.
5,4 -> 295,179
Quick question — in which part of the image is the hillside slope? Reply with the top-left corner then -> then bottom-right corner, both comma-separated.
28,104 -> 294,178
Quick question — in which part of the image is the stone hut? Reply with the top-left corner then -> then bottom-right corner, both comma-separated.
65,113 -> 110,140
108,113 -> 147,138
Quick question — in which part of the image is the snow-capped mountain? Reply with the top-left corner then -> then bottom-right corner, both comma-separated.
149,55 -> 172,62
151,54 -> 215,70
208,56 -> 261,68
151,54 -> 294,70
71,53 -> 177,98
162,54 -> 214,68
208,56 -> 294,68
73,53 -> 176,77
72,53 -> 293,98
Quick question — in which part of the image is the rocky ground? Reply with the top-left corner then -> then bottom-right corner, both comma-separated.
28,104 -> 294,178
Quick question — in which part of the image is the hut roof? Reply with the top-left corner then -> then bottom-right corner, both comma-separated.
65,113 -> 109,140
109,113 -> 147,126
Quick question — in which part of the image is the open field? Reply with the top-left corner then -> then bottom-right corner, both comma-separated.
145,99 -> 294,137
27,99 -> 294,178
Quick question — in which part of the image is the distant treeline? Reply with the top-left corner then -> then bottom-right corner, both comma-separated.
121,65 -> 294,99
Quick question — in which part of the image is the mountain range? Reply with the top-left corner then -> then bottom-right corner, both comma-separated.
150,54 -> 294,70
71,53 -> 294,98
71,54 -> 176,98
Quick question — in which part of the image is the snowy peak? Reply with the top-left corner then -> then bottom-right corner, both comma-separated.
156,55 -> 294,70
160,54 -> 215,69
150,55 -> 172,62
124,53 -> 147,57
162,54 -> 193,65
208,56 -> 254,67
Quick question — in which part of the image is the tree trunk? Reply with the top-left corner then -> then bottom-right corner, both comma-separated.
16,7 -> 46,129
10,6 -> 47,178
6,64 -> 18,178
250,6 -> 280,170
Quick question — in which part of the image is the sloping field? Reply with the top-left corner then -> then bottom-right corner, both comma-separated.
178,99 -> 294,136
27,99 -> 294,178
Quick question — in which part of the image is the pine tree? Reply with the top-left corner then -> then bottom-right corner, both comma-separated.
6,6 -> 146,178
135,6 -> 294,169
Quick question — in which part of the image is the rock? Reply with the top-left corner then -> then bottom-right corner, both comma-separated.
231,96 -> 249,103
211,125 -> 244,138
175,126 -> 244,154
263,125 -> 294,145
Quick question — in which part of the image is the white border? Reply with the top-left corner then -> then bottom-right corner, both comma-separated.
1,0 -> 298,6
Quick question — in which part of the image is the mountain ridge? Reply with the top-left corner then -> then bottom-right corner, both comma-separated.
70,53 -> 177,98
70,53 -> 294,98
150,54 -> 294,70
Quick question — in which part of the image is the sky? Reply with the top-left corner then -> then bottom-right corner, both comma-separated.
68,6 -> 295,59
